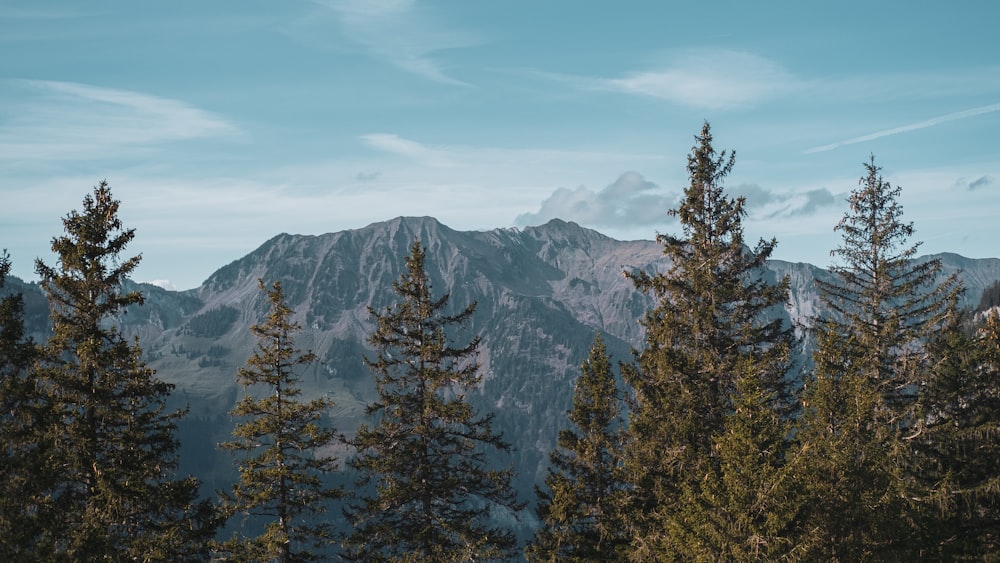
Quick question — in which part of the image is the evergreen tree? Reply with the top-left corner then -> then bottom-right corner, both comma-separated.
792,157 -> 961,558
32,181 -> 215,560
344,240 -> 523,562
907,309 -> 1000,558
0,250 -> 47,558
978,279 -> 1000,311
621,123 -> 795,560
527,334 -> 627,562
219,279 -> 342,562
679,353 -> 798,560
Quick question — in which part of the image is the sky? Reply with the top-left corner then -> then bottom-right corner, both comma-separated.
1,1 -> 998,291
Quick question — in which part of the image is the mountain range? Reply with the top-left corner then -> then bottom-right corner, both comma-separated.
6,216 -> 1000,511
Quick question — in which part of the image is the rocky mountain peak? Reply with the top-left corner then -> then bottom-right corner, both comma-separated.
6,217 -> 998,509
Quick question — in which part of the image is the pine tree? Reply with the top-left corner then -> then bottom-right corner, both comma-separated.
32,181 -> 216,560
792,157 -> 961,558
681,353 -> 798,560
621,123 -> 795,559
907,309 -> 1000,558
0,250 -> 47,558
527,334 -> 627,562
219,279 -> 342,562
344,240 -> 523,562
978,279 -> 1000,310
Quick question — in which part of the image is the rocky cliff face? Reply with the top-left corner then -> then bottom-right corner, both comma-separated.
8,217 -> 1000,499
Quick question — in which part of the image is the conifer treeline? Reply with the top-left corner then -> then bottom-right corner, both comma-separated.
1,123 -> 998,561
527,125 -> 1000,561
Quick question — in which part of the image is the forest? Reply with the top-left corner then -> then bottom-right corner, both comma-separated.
2,122 -> 999,561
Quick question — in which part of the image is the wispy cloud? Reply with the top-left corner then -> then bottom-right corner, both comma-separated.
739,183 -> 840,218
807,68 -> 1000,105
515,171 -> 841,233
146,279 -> 177,291
0,80 -> 238,162
361,133 -> 457,167
544,49 -> 797,110
953,175 -> 995,191
969,175 -> 994,191
515,171 -> 677,229
355,170 -> 381,182
353,133 -> 660,179
306,0 -> 479,85
804,102 -> 1000,154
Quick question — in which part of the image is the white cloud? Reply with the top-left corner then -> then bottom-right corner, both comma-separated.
538,52 -> 1000,123
361,133 -> 457,167
0,80 -> 238,162
515,171 -> 677,229
738,183 -> 840,218
515,172 -> 844,234
609,50 -> 795,109
351,133 -> 662,183
804,102 -> 1000,154
307,0 -> 479,85
546,49 -> 797,110
145,279 -> 177,291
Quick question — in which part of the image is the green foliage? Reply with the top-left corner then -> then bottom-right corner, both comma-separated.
621,123 -> 795,560
30,181 -> 216,560
792,157 -> 963,558
527,334 -> 628,562
187,305 -> 240,338
906,310 -> 1000,558
0,250 -> 47,559
218,279 -> 342,562
0,273 -> 49,341
817,156 -> 960,389
978,279 -> 1000,312
344,240 -> 523,562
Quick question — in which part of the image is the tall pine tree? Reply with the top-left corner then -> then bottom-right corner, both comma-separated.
621,123 -> 795,560
32,181 -> 215,560
219,279 -> 342,562
527,334 -> 627,562
344,240 -> 523,562
792,157 -> 961,558
0,250 -> 47,558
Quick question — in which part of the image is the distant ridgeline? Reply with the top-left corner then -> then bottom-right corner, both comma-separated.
5,218 -> 1000,493
5,214 -> 1000,559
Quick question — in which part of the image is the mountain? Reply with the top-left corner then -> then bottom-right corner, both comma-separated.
7,217 -> 1000,515
152,216 -> 666,491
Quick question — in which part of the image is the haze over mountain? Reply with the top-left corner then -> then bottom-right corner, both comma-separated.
7,216 -> 1000,508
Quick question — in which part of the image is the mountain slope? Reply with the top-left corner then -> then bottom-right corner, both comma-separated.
6,217 -> 999,505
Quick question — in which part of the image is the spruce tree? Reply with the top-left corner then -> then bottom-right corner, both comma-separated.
32,181 -> 215,560
907,309 -> 1000,558
344,240 -> 523,562
219,279 -> 342,562
621,123 -> 795,560
680,353 -> 797,560
792,157 -> 961,558
527,334 -> 627,562
0,250 -> 47,558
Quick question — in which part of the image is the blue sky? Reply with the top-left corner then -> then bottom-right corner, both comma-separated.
2,1 -> 998,290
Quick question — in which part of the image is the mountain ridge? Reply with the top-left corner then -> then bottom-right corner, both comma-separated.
4,216 -> 999,500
